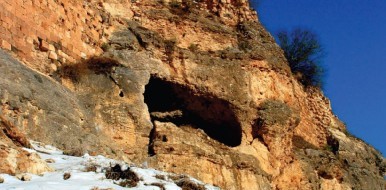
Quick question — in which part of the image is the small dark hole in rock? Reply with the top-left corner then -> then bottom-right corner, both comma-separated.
318,170 -> 334,180
166,147 -> 175,152
119,91 -> 124,97
326,134 -> 339,154
162,135 -> 168,142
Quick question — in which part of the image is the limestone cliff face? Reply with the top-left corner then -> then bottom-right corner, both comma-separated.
0,0 -> 384,189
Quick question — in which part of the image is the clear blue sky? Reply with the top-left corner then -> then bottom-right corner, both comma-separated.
251,0 -> 386,155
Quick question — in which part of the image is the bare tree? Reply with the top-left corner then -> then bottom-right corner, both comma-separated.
277,29 -> 325,87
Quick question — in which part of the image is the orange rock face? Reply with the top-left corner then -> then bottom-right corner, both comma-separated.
0,1 -> 384,189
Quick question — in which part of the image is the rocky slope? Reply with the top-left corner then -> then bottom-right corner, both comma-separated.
0,0 -> 384,189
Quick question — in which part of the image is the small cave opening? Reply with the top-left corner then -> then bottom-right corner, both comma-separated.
326,134 -> 339,155
144,76 -> 242,148
251,118 -> 267,146
119,90 -> 124,97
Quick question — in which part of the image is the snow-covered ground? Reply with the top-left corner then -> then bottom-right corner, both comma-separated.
0,141 -> 220,190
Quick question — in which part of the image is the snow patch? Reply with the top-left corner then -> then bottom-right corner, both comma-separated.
0,141 -> 220,190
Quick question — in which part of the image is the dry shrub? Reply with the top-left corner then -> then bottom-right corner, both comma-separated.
176,178 -> 206,190
105,164 -> 139,188
63,172 -> 71,180
169,175 -> 206,190
57,56 -> 120,83
154,174 -> 166,180
149,182 -> 165,190
84,163 -> 99,173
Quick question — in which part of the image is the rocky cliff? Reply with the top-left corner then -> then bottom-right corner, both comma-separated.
0,0 -> 384,189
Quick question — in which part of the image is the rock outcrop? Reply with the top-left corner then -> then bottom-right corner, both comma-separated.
0,0 -> 384,189
0,113 -> 51,175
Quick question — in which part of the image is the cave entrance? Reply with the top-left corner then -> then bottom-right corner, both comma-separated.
144,76 -> 242,147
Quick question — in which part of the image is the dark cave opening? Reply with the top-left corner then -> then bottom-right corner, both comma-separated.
144,76 -> 242,148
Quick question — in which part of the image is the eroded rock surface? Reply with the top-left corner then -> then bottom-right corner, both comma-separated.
0,114 -> 51,175
0,50 -> 120,158
0,1 -> 384,189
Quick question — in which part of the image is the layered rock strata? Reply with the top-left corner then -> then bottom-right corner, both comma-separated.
0,0 -> 384,189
